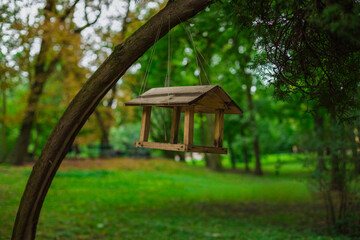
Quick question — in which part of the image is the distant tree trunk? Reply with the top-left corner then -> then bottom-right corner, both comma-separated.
8,73 -> 49,165
1,85 -> 6,160
314,109 -> 327,171
94,0 -> 131,152
8,0 -> 96,165
242,145 -> 250,172
240,128 -> 250,172
199,113 -> 210,167
205,114 -> 222,171
329,114 -> 344,191
32,122 -> 41,160
11,1 -> 211,239
228,136 -> 236,169
7,0 -> 57,165
246,83 -> 262,175
350,125 -> 359,174
94,110 -> 110,158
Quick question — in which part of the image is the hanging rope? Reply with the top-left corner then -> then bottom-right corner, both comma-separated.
163,14 -> 173,142
139,21 -> 163,97
184,24 -> 211,85
175,13 -> 211,86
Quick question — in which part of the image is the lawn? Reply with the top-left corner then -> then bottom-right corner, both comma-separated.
0,158 -> 350,239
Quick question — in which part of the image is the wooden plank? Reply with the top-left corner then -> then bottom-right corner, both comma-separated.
126,95 -> 196,106
125,85 -> 218,106
134,141 -> 227,154
170,107 -> 181,144
189,145 -> 228,154
141,85 -> 217,96
139,106 -> 151,142
135,141 -> 186,151
183,106 -> 194,146
214,109 -> 224,147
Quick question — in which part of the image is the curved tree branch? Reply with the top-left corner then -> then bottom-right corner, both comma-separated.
11,0 -> 212,239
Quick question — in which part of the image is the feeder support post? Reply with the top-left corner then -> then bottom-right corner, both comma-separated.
140,106 -> 152,142
183,106 -> 194,147
214,109 -> 224,147
170,107 -> 181,144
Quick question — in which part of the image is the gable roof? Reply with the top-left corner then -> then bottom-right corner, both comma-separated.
125,85 -> 242,114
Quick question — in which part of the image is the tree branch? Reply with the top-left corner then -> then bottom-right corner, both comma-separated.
74,0 -> 103,33
60,0 -> 81,21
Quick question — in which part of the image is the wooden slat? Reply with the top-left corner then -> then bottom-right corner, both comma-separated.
125,85 -> 217,106
134,141 -> 227,154
139,106 -> 151,142
126,95 -> 194,106
170,107 -> 181,144
214,109 -> 224,147
135,141 -> 186,151
189,145 -> 228,154
183,106 -> 194,146
141,85 -> 216,96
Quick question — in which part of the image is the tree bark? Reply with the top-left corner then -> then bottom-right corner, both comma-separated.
11,1 -> 211,239
246,83 -> 262,175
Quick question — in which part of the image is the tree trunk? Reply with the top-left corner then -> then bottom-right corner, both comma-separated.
95,0 -> 132,153
7,0 -> 56,165
204,114 -> 222,170
94,110 -> 110,158
329,114 -> 345,191
242,145 -> 250,172
11,1 -> 211,239
1,85 -> 6,161
32,123 -> 41,160
246,83 -> 262,175
350,125 -> 359,174
7,72 -> 48,165
314,109 -> 327,171
228,137 -> 236,169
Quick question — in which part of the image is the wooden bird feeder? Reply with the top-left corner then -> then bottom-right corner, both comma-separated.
125,85 -> 243,154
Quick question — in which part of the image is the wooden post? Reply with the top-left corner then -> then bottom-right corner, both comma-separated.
214,109 -> 224,147
170,107 -> 181,144
183,106 -> 194,147
140,106 -> 152,142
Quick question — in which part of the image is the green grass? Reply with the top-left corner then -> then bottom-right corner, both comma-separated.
0,158 -> 351,240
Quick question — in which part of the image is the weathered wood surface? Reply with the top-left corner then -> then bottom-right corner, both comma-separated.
139,106 -> 151,142
11,0 -> 212,239
135,141 -> 186,151
170,107 -> 181,144
214,109 -> 224,147
183,106 -> 194,146
135,141 -> 228,154
125,85 -> 243,114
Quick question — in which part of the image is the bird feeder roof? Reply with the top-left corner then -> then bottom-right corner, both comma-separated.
125,85 -> 243,114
